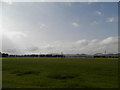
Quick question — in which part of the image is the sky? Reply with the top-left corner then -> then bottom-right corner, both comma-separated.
0,2 -> 118,55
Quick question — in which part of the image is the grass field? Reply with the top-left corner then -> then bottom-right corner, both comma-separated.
2,57 -> 118,88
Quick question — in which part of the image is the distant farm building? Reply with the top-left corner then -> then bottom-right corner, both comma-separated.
65,54 -> 93,58
94,53 -> 119,58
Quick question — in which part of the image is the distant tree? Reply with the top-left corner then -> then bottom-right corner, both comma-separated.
2,53 -> 9,57
0,52 -> 2,57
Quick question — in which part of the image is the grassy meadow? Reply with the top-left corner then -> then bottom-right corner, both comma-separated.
2,57 -> 118,88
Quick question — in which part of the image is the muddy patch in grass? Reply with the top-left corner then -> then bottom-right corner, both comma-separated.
11,71 -> 40,76
48,73 -> 78,80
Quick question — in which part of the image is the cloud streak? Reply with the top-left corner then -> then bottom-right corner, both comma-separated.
90,21 -> 99,26
95,11 -> 102,15
106,17 -> 117,23
39,24 -> 47,29
72,22 -> 80,27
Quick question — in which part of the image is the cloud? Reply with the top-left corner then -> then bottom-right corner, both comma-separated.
3,31 -> 27,40
26,46 -> 39,52
95,11 -> 102,15
99,37 -> 118,45
87,2 -> 94,5
67,36 -> 117,54
76,39 -> 89,46
72,22 -> 80,27
88,0 -> 99,2
39,24 -> 46,29
74,36 -> 118,54
37,36 -> 118,54
106,17 -> 117,23
2,36 -> 118,54
90,21 -> 99,26
2,36 -> 22,54
62,2 -> 72,7
1,0 -> 15,5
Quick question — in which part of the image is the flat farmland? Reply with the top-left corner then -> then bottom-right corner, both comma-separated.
2,57 -> 118,88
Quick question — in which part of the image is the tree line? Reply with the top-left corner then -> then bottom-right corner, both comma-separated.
0,52 -> 65,57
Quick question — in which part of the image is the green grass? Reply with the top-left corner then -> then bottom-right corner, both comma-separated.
2,57 -> 118,88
